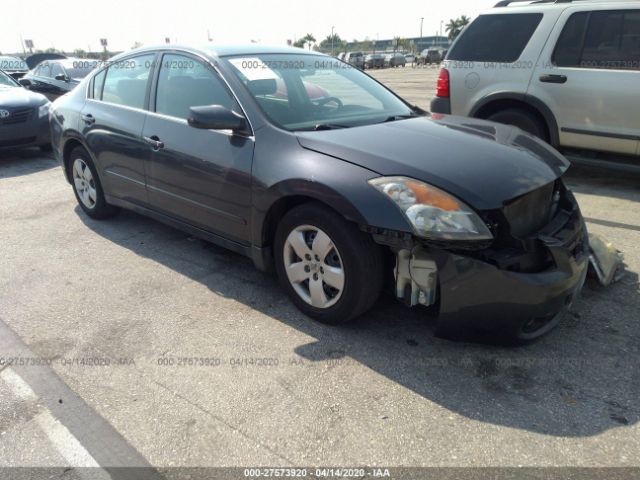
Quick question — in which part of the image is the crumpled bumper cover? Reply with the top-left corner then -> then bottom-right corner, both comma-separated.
432,192 -> 589,336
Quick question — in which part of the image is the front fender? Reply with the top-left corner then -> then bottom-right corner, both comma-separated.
250,148 -> 414,248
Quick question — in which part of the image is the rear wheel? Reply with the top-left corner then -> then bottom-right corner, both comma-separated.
274,203 -> 384,324
486,108 -> 549,142
69,146 -> 118,219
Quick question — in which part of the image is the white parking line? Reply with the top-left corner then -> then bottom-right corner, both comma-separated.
1,368 -> 110,478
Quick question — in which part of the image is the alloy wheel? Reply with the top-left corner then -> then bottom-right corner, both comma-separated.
72,158 -> 97,209
283,225 -> 345,309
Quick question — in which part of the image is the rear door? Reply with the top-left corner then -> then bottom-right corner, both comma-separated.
142,52 -> 254,243
80,54 -> 156,205
530,7 -> 640,156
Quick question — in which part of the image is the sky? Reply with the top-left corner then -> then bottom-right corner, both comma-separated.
2,0 -> 497,55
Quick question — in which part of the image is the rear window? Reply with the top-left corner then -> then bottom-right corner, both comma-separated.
448,13 -> 543,62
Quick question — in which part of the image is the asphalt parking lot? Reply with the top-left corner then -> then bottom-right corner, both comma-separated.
1,67 -> 639,476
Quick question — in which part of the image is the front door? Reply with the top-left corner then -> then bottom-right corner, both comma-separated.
142,52 -> 254,243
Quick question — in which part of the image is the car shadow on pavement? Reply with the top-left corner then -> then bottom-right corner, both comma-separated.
0,149 -> 57,179
76,206 -> 640,439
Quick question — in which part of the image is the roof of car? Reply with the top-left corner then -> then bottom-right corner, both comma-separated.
109,43 -> 323,62
488,0 -> 640,12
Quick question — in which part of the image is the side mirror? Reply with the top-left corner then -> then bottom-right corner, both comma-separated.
188,105 -> 248,133
18,78 -> 32,87
54,74 -> 69,82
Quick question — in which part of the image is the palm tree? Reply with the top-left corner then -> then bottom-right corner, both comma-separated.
302,33 -> 316,51
446,16 -> 471,41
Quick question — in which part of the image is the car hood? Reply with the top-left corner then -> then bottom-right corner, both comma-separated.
0,85 -> 48,108
295,115 -> 569,210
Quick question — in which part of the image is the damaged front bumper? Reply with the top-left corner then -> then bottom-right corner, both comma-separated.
386,189 -> 590,339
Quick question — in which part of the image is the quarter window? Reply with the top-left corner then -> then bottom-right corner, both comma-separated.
155,54 -> 235,120
447,13 -> 543,63
92,69 -> 106,99
101,55 -> 154,109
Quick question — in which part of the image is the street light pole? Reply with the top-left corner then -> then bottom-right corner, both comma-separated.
331,26 -> 335,56
440,20 -> 444,45
420,17 -> 424,53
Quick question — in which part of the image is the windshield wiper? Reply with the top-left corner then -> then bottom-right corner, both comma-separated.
310,123 -> 350,131
380,113 -> 421,123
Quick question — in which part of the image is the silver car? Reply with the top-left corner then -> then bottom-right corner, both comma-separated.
431,0 -> 640,162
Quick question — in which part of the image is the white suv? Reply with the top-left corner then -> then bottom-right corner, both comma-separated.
431,0 -> 640,163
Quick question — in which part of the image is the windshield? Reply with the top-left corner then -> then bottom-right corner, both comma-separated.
225,54 -> 414,131
0,69 -> 19,87
64,60 -> 98,79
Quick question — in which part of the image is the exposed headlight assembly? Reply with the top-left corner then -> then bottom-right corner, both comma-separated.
38,102 -> 51,118
369,176 -> 493,241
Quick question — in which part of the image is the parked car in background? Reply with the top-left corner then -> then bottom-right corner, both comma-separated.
365,53 -> 385,69
0,56 -> 29,79
344,52 -> 364,69
0,69 -> 51,151
431,0 -> 640,165
405,53 -> 416,64
384,53 -> 407,67
337,52 -> 346,61
51,44 -> 588,343
21,58 -> 98,101
420,48 -> 445,65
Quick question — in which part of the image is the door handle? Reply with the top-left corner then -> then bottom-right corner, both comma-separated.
144,135 -> 164,150
81,114 -> 95,125
539,74 -> 567,84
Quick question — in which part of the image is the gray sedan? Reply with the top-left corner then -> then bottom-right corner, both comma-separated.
0,69 -> 51,151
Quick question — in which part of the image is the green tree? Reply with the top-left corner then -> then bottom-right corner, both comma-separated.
73,49 -> 87,57
319,33 -> 344,53
445,15 -> 471,41
301,33 -> 316,51
293,38 -> 306,48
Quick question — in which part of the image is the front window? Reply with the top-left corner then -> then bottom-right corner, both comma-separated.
155,54 -> 235,120
51,63 -> 65,79
64,61 -> 99,80
225,54 -> 414,131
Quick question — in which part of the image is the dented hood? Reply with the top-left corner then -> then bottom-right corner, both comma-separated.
296,115 -> 569,210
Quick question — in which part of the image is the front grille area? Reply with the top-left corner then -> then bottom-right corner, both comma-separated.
502,181 -> 558,238
0,107 -> 33,125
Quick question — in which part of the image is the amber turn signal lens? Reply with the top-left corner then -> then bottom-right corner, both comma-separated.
405,181 -> 460,211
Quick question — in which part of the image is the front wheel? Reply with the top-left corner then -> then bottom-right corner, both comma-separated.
274,203 -> 384,324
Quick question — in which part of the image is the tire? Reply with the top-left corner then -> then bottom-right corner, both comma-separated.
68,146 -> 118,220
509,311 -> 565,345
486,108 -> 549,142
274,203 -> 384,324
